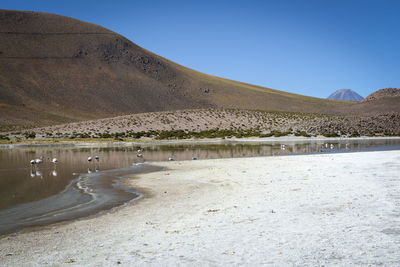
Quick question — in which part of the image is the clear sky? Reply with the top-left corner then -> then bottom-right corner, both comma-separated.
2,0 -> 399,98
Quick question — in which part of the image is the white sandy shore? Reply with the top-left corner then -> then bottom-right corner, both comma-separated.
1,150 -> 400,266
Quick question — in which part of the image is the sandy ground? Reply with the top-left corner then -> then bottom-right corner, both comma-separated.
1,150 -> 400,266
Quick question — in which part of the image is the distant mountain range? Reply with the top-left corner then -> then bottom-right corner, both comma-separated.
327,89 -> 363,102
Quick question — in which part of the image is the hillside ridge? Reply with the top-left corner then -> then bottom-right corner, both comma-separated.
362,88 -> 400,103
0,10 -> 398,131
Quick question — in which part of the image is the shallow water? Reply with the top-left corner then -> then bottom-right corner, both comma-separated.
0,138 -> 400,235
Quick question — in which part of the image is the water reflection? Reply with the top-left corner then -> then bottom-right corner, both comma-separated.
35,170 -> 43,179
0,139 -> 400,212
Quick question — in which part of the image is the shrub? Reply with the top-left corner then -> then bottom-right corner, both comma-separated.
0,134 -> 10,140
271,130 -> 291,137
98,132 -> 112,138
323,132 -> 339,138
77,133 -> 91,138
260,132 -> 274,137
349,131 -> 360,137
24,132 -> 36,139
294,131 -> 311,137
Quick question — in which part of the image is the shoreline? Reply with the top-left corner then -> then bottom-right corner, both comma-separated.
1,150 -> 399,265
0,163 -> 162,236
2,137 -> 399,237
1,135 -> 400,149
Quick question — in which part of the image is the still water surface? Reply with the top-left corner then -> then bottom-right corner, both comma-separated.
1,138 -> 400,235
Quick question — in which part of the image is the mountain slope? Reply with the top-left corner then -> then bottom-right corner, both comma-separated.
0,10 -> 395,130
327,89 -> 363,102
361,88 -> 400,102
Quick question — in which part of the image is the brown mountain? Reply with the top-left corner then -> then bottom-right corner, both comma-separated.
0,10 -> 398,130
361,88 -> 400,103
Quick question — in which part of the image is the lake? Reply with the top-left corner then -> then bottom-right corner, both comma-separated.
1,138 -> 400,235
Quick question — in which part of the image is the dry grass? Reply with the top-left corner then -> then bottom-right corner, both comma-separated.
4,109 -> 395,140
0,9 -> 355,130
1,10 -> 398,133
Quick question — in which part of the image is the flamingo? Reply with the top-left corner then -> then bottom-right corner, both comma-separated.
35,170 -> 43,179
30,160 -> 37,173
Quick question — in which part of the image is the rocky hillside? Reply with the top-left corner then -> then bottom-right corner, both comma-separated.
22,109 -> 400,138
0,9 -> 352,130
327,89 -> 363,102
361,88 -> 400,102
335,87 -> 400,115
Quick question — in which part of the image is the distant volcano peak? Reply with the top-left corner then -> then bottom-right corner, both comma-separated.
327,89 -> 363,102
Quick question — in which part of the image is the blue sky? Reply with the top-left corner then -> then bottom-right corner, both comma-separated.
2,0 -> 399,98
